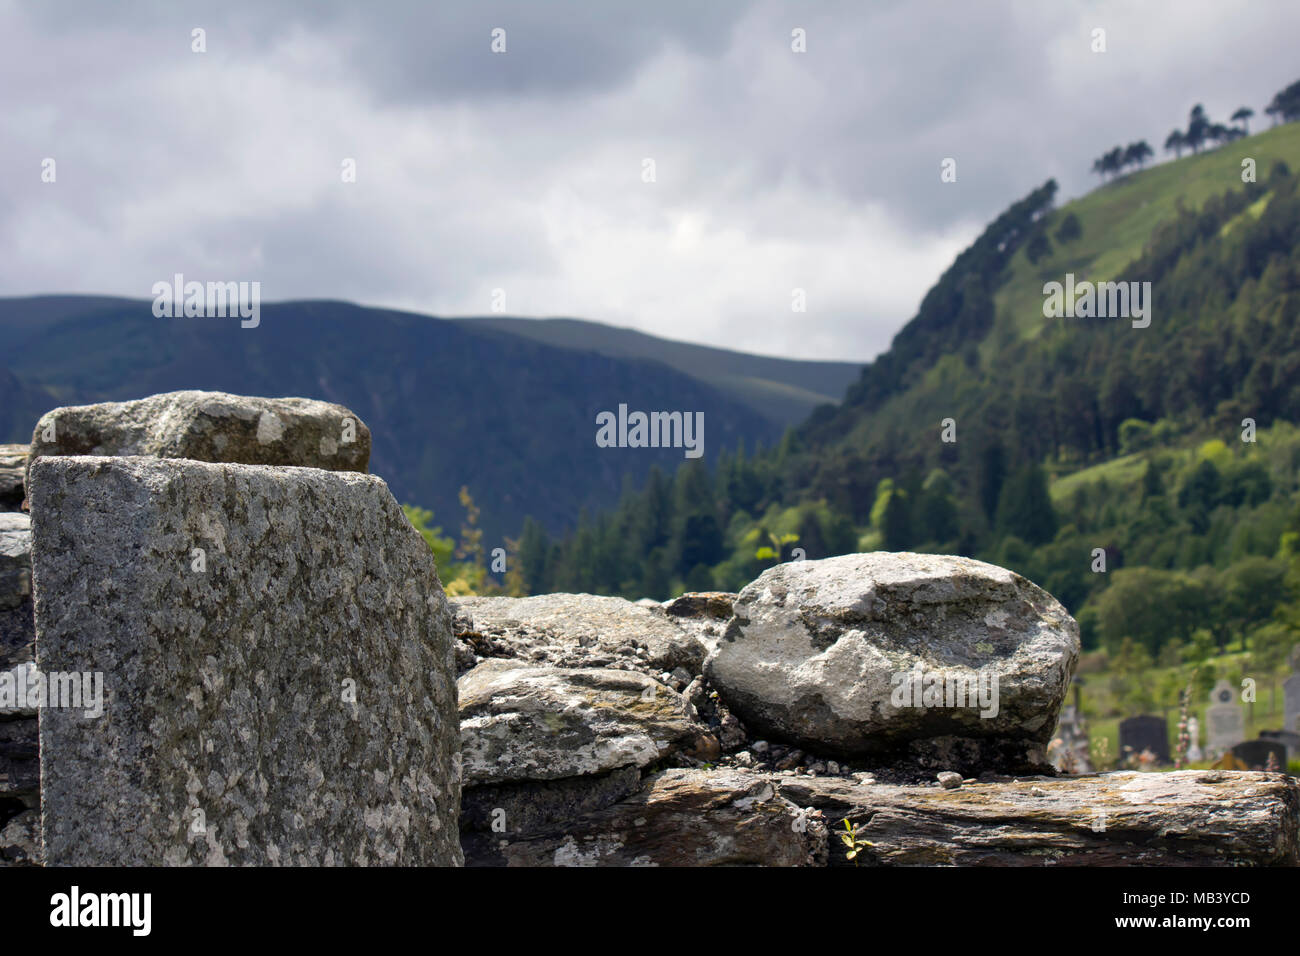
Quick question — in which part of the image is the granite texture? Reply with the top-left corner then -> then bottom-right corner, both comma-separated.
706,553 -> 1079,773
30,455 -> 460,866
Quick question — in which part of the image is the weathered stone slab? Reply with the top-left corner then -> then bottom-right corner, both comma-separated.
0,444 -> 26,511
30,455 -> 460,866
0,714 -> 38,798
458,659 -> 695,786
453,593 -> 707,676
0,514 -> 33,667
460,766 -> 643,836
778,769 -> 1300,866
0,514 -> 30,611
462,768 -> 827,867
0,808 -> 39,866
662,591 -> 735,620
706,553 -> 1079,773
26,390 -> 370,498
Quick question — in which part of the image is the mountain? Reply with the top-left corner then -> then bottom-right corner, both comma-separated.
807,119 -> 1300,463
0,297 -> 798,542
454,317 -> 862,427
520,118 -> 1300,647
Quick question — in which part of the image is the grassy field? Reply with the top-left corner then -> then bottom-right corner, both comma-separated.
1048,451 -> 1148,503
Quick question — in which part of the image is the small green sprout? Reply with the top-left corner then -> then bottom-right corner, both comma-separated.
840,818 -> 874,865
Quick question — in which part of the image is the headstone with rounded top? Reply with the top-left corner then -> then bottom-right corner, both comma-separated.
1118,714 -> 1169,764
1259,729 -> 1300,763
1231,738 -> 1287,771
1205,679 -> 1244,759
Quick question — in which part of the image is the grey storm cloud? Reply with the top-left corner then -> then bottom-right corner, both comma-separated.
2,0 -> 1299,360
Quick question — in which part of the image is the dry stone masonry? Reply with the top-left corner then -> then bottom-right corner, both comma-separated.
0,511 -> 37,864
4,389 -> 1299,868
0,513 -> 33,668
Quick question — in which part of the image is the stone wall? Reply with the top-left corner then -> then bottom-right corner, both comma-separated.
0,511 -> 37,864
6,390 -> 1299,868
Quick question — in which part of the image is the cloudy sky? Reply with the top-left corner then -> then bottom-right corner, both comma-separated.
2,1 -> 1297,360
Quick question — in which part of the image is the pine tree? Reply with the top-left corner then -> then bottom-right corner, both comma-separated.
516,516 -> 550,594
976,439 -> 1007,521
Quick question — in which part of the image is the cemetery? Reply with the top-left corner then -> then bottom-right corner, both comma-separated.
1050,646 -> 1300,774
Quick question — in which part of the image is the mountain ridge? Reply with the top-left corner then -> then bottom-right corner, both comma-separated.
454,316 -> 862,426
0,296 -> 819,542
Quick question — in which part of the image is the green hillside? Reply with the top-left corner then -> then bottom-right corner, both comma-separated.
824,120 -> 1300,459
455,316 -> 862,427
995,121 -> 1300,348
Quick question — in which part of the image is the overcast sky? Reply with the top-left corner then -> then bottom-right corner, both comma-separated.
2,1 -> 1297,360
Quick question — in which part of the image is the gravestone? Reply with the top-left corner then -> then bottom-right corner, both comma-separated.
1259,729 -> 1300,763
1231,739 -> 1288,771
1118,714 -> 1169,764
1186,715 -> 1203,762
1283,646 -> 1300,736
1205,680 -> 1244,758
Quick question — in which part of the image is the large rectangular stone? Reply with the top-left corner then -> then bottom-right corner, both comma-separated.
30,456 -> 461,865
779,769 -> 1300,866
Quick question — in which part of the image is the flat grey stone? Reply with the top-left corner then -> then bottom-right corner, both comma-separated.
0,445 -> 26,511
0,809 -> 40,866
26,390 -> 370,500
462,767 -> 827,867
0,515 -> 33,667
0,714 -> 39,797
458,659 -> 694,786
453,593 -> 707,676
779,770 -> 1300,866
